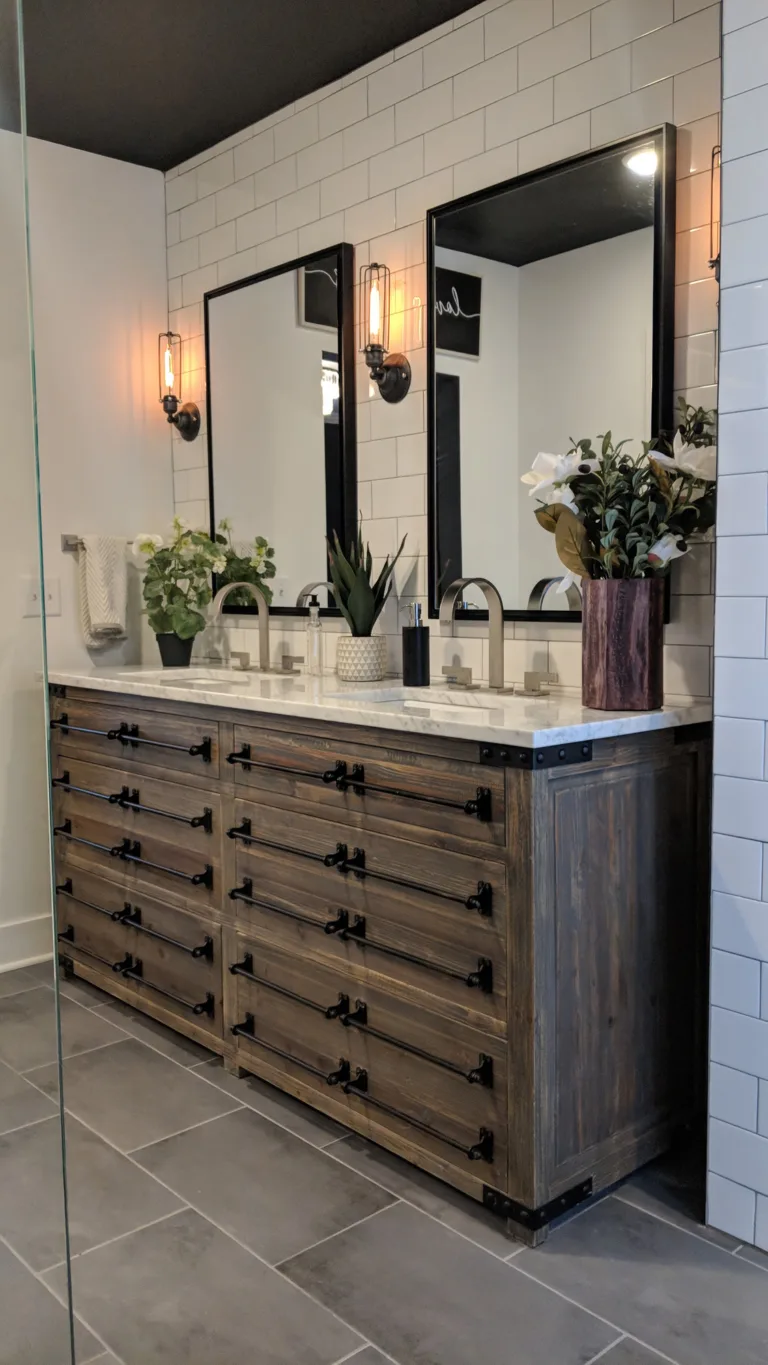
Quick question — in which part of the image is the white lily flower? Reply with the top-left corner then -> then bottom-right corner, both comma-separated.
542,483 -> 578,510
556,570 -> 581,594
648,532 -> 688,566
672,430 -> 717,481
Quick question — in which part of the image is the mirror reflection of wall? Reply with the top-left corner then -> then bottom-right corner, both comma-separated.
429,129 -> 673,618
206,245 -> 355,611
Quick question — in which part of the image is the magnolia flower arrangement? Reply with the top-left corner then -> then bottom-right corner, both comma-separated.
521,399 -> 717,590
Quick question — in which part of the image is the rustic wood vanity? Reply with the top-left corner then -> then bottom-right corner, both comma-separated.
48,671 -> 711,1243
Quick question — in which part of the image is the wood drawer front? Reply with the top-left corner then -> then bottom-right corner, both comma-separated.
230,723 -> 506,849
52,758 -> 221,861
230,875 -> 505,1031
50,696 -> 219,780
56,869 -> 223,1037
229,797 -> 506,927
53,801 -> 218,911
229,935 -> 506,1184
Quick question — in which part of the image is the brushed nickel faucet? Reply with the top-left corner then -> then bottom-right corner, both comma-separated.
295,581 -> 336,608
211,581 -> 271,672
439,577 -> 507,691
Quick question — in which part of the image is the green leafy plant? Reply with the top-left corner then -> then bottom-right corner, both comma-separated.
133,518 -> 225,639
213,519 -> 276,608
327,526 -> 406,636
521,398 -> 717,586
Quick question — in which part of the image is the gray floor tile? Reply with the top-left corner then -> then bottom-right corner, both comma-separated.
521,1194 -> 768,1365
91,998 -> 215,1066
54,972 -> 115,1010
0,966 -> 41,998
134,1105 -> 395,1265
0,1239 -> 98,1364
197,1057 -> 349,1146
331,1132 -> 515,1257
0,1113 -> 183,1270
737,1243 -> 768,1273
347,1352 -> 392,1365
29,1039 -> 241,1151
0,1058 -> 57,1135
0,988 -> 126,1073
617,1142 -> 741,1251
44,1208 -> 361,1365
282,1201 -> 616,1365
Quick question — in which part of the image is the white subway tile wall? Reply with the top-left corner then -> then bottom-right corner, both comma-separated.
707,0 -> 768,1251
164,0 -> 722,702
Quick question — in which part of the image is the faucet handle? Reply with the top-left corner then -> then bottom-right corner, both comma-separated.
281,654 -> 304,675
521,670 -> 558,695
442,664 -> 474,689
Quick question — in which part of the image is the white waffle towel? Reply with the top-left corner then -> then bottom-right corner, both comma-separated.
79,536 -> 128,650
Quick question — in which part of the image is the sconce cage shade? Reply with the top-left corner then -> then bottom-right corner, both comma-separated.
359,262 -> 390,355
158,330 -> 182,401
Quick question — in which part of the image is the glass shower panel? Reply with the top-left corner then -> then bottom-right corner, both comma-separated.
0,2 -> 74,1361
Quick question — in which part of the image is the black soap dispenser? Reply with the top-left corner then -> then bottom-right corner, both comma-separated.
402,602 -> 430,686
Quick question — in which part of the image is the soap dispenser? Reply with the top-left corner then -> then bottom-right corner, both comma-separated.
402,602 -> 430,686
306,595 -> 323,676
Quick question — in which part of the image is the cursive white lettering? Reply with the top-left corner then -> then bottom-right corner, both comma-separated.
435,285 -> 480,320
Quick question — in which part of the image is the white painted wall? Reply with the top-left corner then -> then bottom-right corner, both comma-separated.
707,0 -> 768,1253
165,0 -> 720,699
208,267 -> 331,604
435,246 -> 520,604
28,136 -> 172,673
517,229 -> 654,592
0,133 -> 171,970
0,130 -> 52,970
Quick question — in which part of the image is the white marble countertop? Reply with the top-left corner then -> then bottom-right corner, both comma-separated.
48,665 -> 712,749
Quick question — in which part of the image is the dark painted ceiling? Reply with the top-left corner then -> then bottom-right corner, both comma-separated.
436,136 -> 659,267
21,0 -> 480,171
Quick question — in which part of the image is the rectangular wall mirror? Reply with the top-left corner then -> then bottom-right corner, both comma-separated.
205,243 -> 356,614
426,126 -> 675,621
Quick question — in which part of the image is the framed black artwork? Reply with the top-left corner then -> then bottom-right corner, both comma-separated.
298,252 -> 339,331
435,266 -> 482,357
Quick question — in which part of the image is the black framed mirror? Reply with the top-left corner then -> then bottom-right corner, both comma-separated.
204,243 -> 356,615
426,126 -> 676,622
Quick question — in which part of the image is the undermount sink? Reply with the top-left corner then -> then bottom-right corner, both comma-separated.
326,685 -> 515,709
117,667 -> 308,693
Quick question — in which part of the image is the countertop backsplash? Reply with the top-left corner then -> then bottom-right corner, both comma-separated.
164,0 -> 720,702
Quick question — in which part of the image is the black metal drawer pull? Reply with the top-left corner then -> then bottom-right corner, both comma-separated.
113,840 -> 214,889
343,1068 -> 494,1162
57,926 -> 132,973
339,999 -> 493,1087
53,772 -> 117,805
227,744 -> 348,788
226,821 -> 493,916
340,764 -> 492,821
121,958 -> 214,1017
119,907 -> 214,960
341,914 -> 493,993
51,714 -> 211,763
229,952 -> 349,1018
231,1014 -> 350,1085
55,877 -> 131,923
229,879 -> 345,935
116,788 -> 213,832
54,822 -> 213,889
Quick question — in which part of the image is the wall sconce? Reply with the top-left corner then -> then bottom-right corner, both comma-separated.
709,143 -> 721,282
359,263 -> 411,404
158,331 -> 200,441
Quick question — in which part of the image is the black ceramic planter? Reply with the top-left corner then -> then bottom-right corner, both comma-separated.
155,633 -> 194,667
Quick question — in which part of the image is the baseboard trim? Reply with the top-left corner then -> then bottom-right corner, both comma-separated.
0,915 -> 54,973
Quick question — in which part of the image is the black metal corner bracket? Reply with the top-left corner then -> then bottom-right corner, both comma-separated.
483,1178 -> 593,1231
479,741 -> 592,769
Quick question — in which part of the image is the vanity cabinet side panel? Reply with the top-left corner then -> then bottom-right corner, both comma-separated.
505,766 -> 538,1208
538,733 -> 709,1201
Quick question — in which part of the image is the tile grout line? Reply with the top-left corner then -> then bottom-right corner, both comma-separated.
623,1335 -> 683,1365
0,1111 -> 60,1141
611,1190 -> 750,1261
20,1036 -> 130,1079
582,1336 -> 626,1365
38,1207 -> 190,1275
0,1232 -> 128,1365
274,1201 -> 401,1268
126,1103 -> 246,1153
